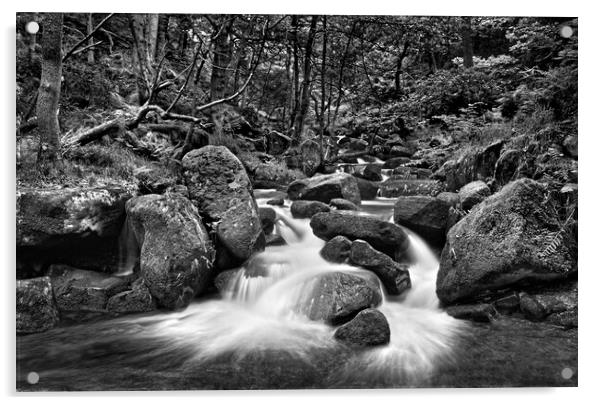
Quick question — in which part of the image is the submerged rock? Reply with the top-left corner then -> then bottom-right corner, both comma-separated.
334,309 -> 390,346
329,198 -> 359,211
107,278 -> 156,314
259,207 -> 277,235
393,196 -> 451,246
290,200 -> 331,219
126,194 -> 215,309
302,271 -> 382,324
287,172 -> 362,205
437,179 -> 577,305
458,180 -> 491,210
310,211 -> 410,260
17,277 -> 59,334
349,240 -> 411,295
320,235 -> 352,263
355,178 -> 379,200
379,177 -> 444,198
446,303 -> 498,323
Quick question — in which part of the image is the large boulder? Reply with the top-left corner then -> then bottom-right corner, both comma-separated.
393,196 -> 451,246
310,211 -> 410,260
379,177 -> 445,198
126,194 -> 215,309
16,186 -> 132,276
239,152 -> 305,189
437,179 -> 577,305
320,235 -> 352,263
182,146 -> 265,264
349,240 -> 411,295
301,271 -> 382,324
287,173 -> 361,206
458,180 -> 491,211
334,309 -> 390,346
290,200 -> 331,219
356,178 -> 379,200
17,277 -> 59,334
358,163 -> 383,181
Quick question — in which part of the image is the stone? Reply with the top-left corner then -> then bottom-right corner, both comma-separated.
562,135 -> 578,159
240,152 -> 305,189
349,138 -> 369,151
290,200 -> 331,219
356,178 -> 379,200
329,198 -> 359,211
267,197 -> 285,206
359,163 -> 382,181
458,180 -> 491,210
436,191 -> 460,207
389,145 -> 417,158
349,240 -> 411,295
266,131 -> 291,155
310,211 -> 410,260
287,172 -> 362,206
320,235 -> 352,263
126,194 -> 215,309
379,177 -> 445,198
437,179 -> 577,305
300,139 -> 322,176
547,308 -> 577,328
494,149 -> 522,186
259,207 -> 277,235
107,278 -> 156,314
393,196 -> 451,246
16,277 -> 59,334
266,234 -> 287,246
334,309 -> 390,346
445,303 -> 497,322
383,157 -> 411,169
214,269 -> 239,295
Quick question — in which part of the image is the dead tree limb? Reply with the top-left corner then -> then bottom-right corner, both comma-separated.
62,13 -> 115,62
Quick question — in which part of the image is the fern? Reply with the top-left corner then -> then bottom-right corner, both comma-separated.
541,207 -> 575,258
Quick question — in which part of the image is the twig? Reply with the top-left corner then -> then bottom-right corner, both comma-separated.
62,13 -> 115,62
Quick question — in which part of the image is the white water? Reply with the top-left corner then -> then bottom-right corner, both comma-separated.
115,194 -> 465,384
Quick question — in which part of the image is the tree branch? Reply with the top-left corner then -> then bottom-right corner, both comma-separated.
62,13 -> 115,62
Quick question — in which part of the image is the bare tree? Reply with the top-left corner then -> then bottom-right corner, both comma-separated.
293,15 -> 318,141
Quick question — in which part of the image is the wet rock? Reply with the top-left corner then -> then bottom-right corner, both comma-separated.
519,293 -> 548,321
547,308 -> 577,328
458,180 -> 491,210
17,277 -> 59,334
240,152 -> 305,189
300,139 -> 322,176
135,167 -> 177,195
320,235 -> 352,263
436,191 -> 460,207
266,234 -> 287,247
183,146 -> 265,264
259,207 -> 277,234
302,271 -> 382,324
446,206 -> 466,233
356,178 -> 379,200
392,166 -> 432,180
437,179 -> 577,305
379,177 -> 445,198
446,303 -> 497,323
562,135 -> 578,159
493,292 -> 521,314
349,240 -> 411,295
334,309 -> 390,346
107,278 -> 156,314
290,200 -> 331,219
393,196 -> 451,246
126,194 -> 215,309
520,282 -> 578,321
358,163 -> 382,181
349,138 -> 369,151
389,145 -> 417,158
267,197 -> 285,206
287,172 -> 361,206
213,269 -> 239,295
310,211 -> 410,260
329,198 -> 359,211
383,157 -> 411,169
49,265 -> 129,313
494,149 -> 522,186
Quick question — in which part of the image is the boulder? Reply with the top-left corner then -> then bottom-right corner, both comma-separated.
259,207 -> 276,235
266,131 -> 291,155
519,282 -> 577,321
379,177 -> 445,198
383,157 -> 411,169
182,146 -> 265,264
389,145 -> 417,158
16,277 -> 59,334
107,278 -> 156,314
358,163 -> 383,182
562,135 -> 578,159
214,269 -> 239,295
445,303 -> 498,322
300,139 -> 322,176
287,173 -> 362,205
494,149 -> 522,186
437,179 -> 577,305
301,271 -> 382,324
547,308 -> 577,328
349,240 -> 411,295
290,200 -> 331,219
126,194 -> 215,309
356,178 -> 379,200
334,309 -> 390,346
267,197 -> 285,206
240,152 -> 305,189
458,180 -> 491,210
310,211 -> 410,260
320,235 -> 352,263
135,167 -> 177,195
329,198 -> 359,211
349,138 -> 369,151
393,196 -> 451,246
436,191 -> 460,207
266,234 -> 287,246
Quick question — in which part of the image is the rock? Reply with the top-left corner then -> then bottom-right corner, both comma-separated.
562,135 -> 578,159
436,191 -> 460,207
266,131 -> 291,155
49,265 -> 129,313
445,303 -> 497,322
240,152 -> 305,189
107,278 -> 156,314
290,200 -> 331,219
16,277 -> 59,334
301,271 -> 382,324
547,308 -> 577,328
334,309 -> 390,346
310,211 -> 410,260
320,236 -> 352,263
266,234 -> 287,246
493,292 -> 521,314
214,269 -> 239,295
182,146 -> 265,264
359,163 -> 382,181
300,139 -> 322,176
383,157 -> 411,169
16,186 -> 132,275
393,196 -> 451,247
519,282 -> 577,321
135,167 -> 177,195
379,177 -> 445,198
446,206 -> 465,232
126,194 -> 215,309
494,149 -> 522,186
259,207 -> 277,235
533,150 -> 578,185
437,179 -> 577,305
458,180 -> 491,210
356,178 -> 379,200
267,197 -> 285,206
519,293 -> 548,321
349,240 -> 411,295
349,138 -> 369,151
287,172 -> 362,205
329,198 -> 359,211
389,145 -> 417,158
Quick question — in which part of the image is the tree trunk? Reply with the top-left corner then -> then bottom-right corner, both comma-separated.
293,15 -> 318,142
147,14 -> 160,61
86,14 -> 95,63
319,16 -> 328,163
394,41 -> 409,94
157,14 -> 169,59
289,16 -> 300,131
331,21 -> 355,132
209,16 -> 234,140
462,16 -> 474,68
36,13 -> 63,165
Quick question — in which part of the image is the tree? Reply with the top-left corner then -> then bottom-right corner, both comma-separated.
292,15 -> 318,141
462,16 -> 474,68
36,13 -> 63,165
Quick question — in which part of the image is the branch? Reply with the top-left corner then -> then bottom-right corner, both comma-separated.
326,148 -> 374,164
62,13 -> 115,62
70,40 -> 103,57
